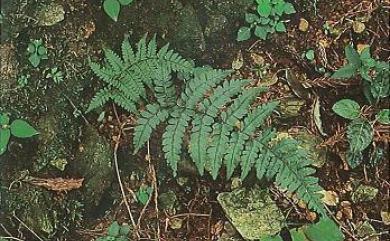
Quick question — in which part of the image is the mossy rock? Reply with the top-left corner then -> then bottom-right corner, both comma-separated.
217,188 -> 284,240
73,126 -> 114,212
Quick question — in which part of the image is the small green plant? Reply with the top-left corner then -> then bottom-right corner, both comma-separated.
17,74 -> 30,87
0,113 -> 39,155
27,39 -> 48,67
46,67 -> 64,84
96,221 -> 131,241
332,99 -> 389,168
237,0 -> 296,41
103,0 -> 134,22
332,45 -> 389,103
136,185 -> 153,205
265,218 -> 343,241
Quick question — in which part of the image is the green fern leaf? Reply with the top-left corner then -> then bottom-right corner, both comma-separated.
162,109 -> 192,176
189,79 -> 250,175
122,37 -> 135,64
87,87 -> 112,113
104,49 -> 124,72
133,104 -> 169,153
224,101 -> 278,178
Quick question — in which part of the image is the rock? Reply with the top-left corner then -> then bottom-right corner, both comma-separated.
35,2 -> 65,26
74,126 -> 114,212
159,191 -> 178,211
218,222 -> 245,241
293,129 -> 328,168
204,13 -> 228,38
351,184 -> 378,203
217,188 -> 284,240
278,97 -> 306,118
356,221 -> 379,241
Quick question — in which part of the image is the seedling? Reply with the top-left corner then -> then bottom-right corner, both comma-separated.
96,221 -> 131,241
103,0 -> 134,22
27,39 -> 48,67
136,185 -> 153,205
0,113 -> 39,155
237,0 -> 296,41
46,67 -> 64,84
332,45 -> 389,103
17,74 -> 30,87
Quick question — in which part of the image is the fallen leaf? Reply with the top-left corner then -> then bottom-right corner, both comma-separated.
352,21 -> 365,33
313,96 -> 327,136
380,211 -> 390,225
298,18 -> 309,32
320,190 -> 339,206
28,177 -> 84,192
232,50 -> 244,70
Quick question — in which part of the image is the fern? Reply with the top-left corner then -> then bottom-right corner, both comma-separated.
87,35 -> 193,113
133,65 -> 326,216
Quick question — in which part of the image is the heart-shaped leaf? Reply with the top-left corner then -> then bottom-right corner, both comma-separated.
103,0 -> 121,22
332,99 -> 361,120
377,109 -> 390,125
28,53 -> 41,67
275,22 -> 286,32
10,120 -> 39,138
237,26 -> 252,41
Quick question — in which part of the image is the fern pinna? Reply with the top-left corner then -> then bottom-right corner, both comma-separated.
133,67 -> 326,216
87,35 -> 193,113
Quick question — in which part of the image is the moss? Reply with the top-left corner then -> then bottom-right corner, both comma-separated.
73,126 -> 114,212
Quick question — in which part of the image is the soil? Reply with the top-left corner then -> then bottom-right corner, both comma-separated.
0,0 -> 389,241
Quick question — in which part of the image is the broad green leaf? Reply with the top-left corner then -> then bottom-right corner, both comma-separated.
257,0 -> 272,17
237,26 -> 252,41
303,218 -> 344,241
103,0 -> 121,22
275,22 -> 286,32
345,45 -> 361,67
254,25 -> 268,40
10,120 -> 39,138
377,109 -> 390,125
359,47 -> 371,60
245,13 -> 260,23
331,64 -> 357,79
107,221 -> 121,237
28,53 -> 40,67
0,114 -> 10,125
347,119 -> 373,154
0,129 -> 11,155
274,2 -> 285,15
332,99 -> 361,120
284,2 -> 296,14
27,43 -> 36,53
136,186 -> 153,205
290,229 -> 306,241
37,45 -> 47,55
118,0 -> 133,5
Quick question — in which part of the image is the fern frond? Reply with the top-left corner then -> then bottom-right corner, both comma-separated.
206,87 -> 265,179
86,87 -> 112,113
90,62 -> 116,84
189,79 -> 250,175
255,138 -> 326,215
242,128 -> 275,179
162,109 -> 192,176
111,90 -> 138,113
224,101 -> 278,178
122,37 -> 135,64
147,34 -> 158,58
133,104 -> 169,153
104,49 -> 124,72
136,34 -> 148,61
153,67 -> 176,107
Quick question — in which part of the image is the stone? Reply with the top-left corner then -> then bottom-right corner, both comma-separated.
351,184 -> 378,203
298,18 -> 309,32
218,188 -> 284,240
35,2 -> 65,26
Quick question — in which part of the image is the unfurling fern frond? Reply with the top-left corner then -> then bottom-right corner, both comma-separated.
131,55 -> 326,216
87,35 -> 193,113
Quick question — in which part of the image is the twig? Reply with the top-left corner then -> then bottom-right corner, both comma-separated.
0,237 -> 25,241
113,122 -> 137,231
12,214 -> 44,241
